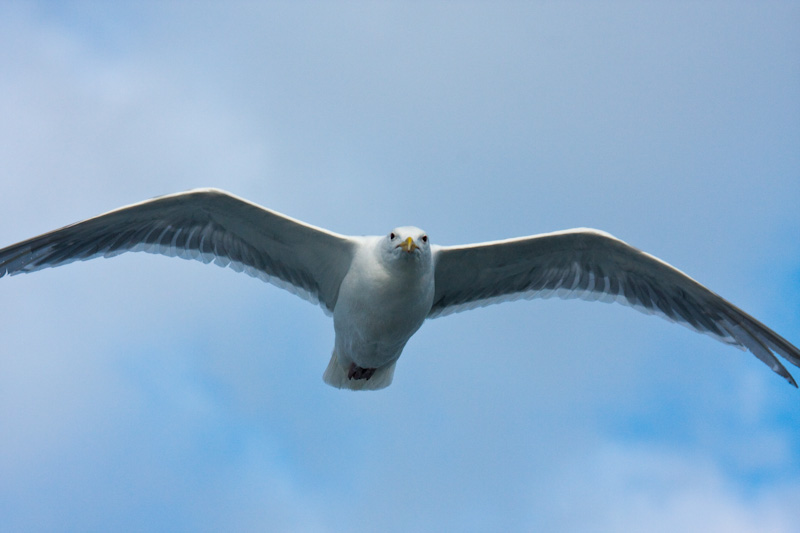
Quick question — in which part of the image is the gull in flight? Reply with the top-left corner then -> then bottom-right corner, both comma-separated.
1,188 -> 798,390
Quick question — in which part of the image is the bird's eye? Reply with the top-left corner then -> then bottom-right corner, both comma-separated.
421,235 -> 428,243
390,232 -> 396,240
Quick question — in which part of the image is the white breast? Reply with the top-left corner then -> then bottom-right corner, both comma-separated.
332,237 -> 434,369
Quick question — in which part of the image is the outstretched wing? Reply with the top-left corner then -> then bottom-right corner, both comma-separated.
429,228 -> 800,386
0,188 -> 356,313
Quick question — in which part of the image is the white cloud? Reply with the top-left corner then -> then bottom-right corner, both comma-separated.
532,441 -> 800,533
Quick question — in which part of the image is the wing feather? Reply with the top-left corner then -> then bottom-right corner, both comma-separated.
0,188 -> 355,313
430,228 -> 800,386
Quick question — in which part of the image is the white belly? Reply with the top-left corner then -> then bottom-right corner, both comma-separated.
332,251 -> 434,369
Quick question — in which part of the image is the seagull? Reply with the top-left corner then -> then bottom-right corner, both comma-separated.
1,188 -> 798,390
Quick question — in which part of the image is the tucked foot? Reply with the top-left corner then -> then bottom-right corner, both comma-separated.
348,363 -> 377,381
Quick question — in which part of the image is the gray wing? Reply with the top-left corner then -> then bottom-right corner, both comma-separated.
429,228 -> 800,387
0,188 -> 356,314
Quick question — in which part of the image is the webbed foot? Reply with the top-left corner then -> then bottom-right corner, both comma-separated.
347,363 -> 377,381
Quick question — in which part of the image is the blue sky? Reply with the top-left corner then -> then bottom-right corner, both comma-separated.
1,2 -> 799,531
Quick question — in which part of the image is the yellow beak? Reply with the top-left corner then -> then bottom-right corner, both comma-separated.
399,236 -> 418,253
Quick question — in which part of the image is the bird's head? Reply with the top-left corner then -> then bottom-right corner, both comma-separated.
382,226 -> 431,263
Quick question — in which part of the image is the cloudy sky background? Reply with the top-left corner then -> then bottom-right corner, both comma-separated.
1,2 -> 799,531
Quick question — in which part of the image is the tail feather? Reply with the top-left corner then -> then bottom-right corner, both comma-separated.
322,351 -> 396,391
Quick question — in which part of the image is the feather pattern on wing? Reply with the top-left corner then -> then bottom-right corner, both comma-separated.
0,188 -> 355,314
429,228 -> 800,386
